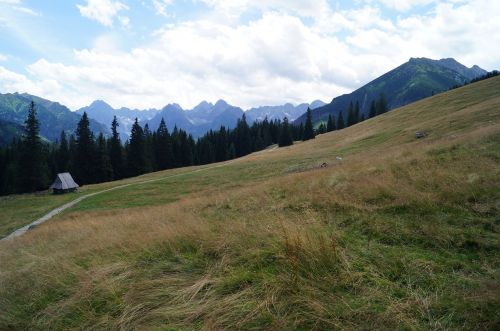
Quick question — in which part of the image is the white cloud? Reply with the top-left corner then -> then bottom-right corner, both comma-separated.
77,0 -> 129,27
377,0 -> 436,12
0,0 -> 40,16
1,0 -> 499,111
0,54 -> 8,61
200,0 -> 331,19
13,5 -> 40,16
152,0 -> 173,16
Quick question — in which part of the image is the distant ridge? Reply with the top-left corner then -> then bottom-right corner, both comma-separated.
79,99 -> 325,138
0,93 -> 109,145
294,57 -> 487,125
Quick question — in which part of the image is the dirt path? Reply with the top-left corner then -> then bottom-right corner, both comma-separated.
1,162 -> 231,241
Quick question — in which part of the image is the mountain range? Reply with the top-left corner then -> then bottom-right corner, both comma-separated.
0,93 -> 109,144
0,57 -> 489,145
76,99 -> 326,139
294,57 -> 487,124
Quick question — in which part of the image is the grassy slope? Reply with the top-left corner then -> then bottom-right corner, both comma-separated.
0,77 -> 499,330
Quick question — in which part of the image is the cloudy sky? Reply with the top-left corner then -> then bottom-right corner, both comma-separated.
0,0 -> 499,110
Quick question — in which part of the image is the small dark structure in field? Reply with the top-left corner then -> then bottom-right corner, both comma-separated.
415,131 -> 428,139
50,173 -> 79,194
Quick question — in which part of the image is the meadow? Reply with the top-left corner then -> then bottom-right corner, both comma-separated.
0,77 -> 499,330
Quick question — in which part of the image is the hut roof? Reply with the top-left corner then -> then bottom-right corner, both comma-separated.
50,172 -> 79,190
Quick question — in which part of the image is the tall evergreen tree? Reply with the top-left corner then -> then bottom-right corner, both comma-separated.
109,116 -> 123,180
227,142 -> 236,160
75,112 -> 95,184
369,100 -> 377,118
302,108 -> 315,141
317,123 -> 327,134
376,93 -> 388,115
143,123 -> 155,172
347,101 -> 355,127
235,114 -> 251,156
354,101 -> 360,124
128,118 -> 146,176
278,117 -> 293,147
326,114 -> 335,132
155,118 -> 173,170
337,111 -> 345,130
57,130 -> 70,173
95,133 -> 113,182
18,101 -> 47,192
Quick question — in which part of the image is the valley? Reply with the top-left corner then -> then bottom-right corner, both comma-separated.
1,76 -> 498,330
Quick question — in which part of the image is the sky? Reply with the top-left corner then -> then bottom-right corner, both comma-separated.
0,0 -> 499,111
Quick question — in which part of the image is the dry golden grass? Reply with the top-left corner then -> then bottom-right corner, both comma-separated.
0,77 -> 499,330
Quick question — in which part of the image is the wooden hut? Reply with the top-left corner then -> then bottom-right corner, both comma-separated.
50,172 -> 79,194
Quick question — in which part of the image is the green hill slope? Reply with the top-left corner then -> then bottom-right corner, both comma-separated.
295,57 -> 487,125
0,77 -> 499,330
0,93 -> 109,145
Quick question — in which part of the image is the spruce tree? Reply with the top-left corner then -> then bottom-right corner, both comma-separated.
354,101 -> 360,124
302,108 -> 315,141
376,93 -> 388,115
337,111 -> 345,130
109,116 -> 123,179
143,123 -> 154,172
317,123 -> 327,134
155,118 -> 173,170
57,130 -> 70,173
18,101 -> 46,192
128,118 -> 146,176
75,112 -> 95,184
278,117 -> 293,147
95,133 -> 113,182
326,114 -> 335,132
347,101 -> 354,127
227,142 -> 236,160
235,114 -> 251,156
369,100 -> 377,118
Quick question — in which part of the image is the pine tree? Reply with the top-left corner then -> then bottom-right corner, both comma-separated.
347,101 -> 354,127
57,130 -> 70,173
95,133 -> 113,182
75,112 -> 95,184
18,101 -> 47,192
376,93 -> 388,115
227,142 -> 236,160
128,118 -> 146,176
326,114 -> 335,132
302,108 -> 315,141
109,116 -> 123,180
235,114 -> 251,156
143,123 -> 154,172
354,101 -> 360,124
155,118 -> 173,170
369,100 -> 377,118
337,111 -> 345,130
278,117 -> 293,147
317,123 -> 327,134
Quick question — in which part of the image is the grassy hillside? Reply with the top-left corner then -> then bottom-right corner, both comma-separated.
0,93 -> 109,145
295,57 -> 487,125
0,77 -> 499,330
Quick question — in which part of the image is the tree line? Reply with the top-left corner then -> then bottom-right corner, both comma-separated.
0,95 -> 387,196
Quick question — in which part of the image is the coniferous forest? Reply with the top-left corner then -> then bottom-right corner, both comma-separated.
0,96 -> 388,196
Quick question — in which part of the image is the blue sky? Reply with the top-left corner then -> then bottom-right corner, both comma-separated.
0,0 -> 499,110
